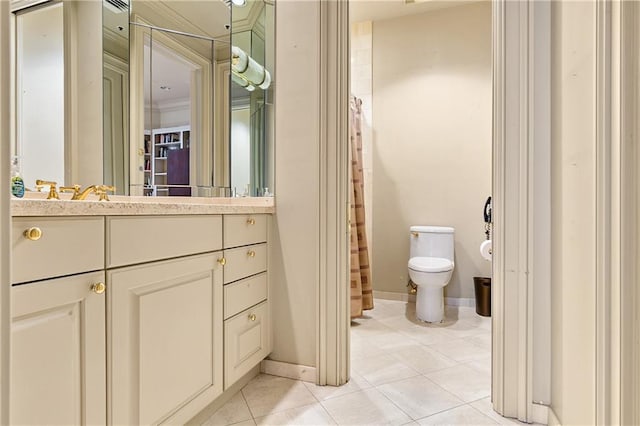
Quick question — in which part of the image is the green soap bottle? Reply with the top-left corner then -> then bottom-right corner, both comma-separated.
11,156 -> 25,198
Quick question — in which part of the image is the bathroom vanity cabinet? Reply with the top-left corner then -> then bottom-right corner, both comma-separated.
222,214 -> 270,388
9,208 -> 271,425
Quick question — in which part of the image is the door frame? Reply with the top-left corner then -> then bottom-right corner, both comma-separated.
492,0 -> 551,422
314,0 -> 550,423
0,1 -> 10,423
603,1 -> 639,424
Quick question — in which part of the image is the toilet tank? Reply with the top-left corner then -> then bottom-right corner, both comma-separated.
410,226 -> 455,261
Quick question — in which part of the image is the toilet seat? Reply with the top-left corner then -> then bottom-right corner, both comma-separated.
408,257 -> 454,273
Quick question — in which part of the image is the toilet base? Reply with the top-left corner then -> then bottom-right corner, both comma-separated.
416,285 -> 444,323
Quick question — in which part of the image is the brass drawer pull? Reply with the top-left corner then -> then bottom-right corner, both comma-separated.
247,218 -> 256,225
91,282 -> 106,294
247,250 -> 256,258
248,313 -> 257,321
217,257 -> 226,266
24,227 -> 43,241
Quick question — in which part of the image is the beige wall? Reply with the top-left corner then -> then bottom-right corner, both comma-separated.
269,0 -> 319,367
370,2 -> 492,299
550,1 -> 596,424
66,0 -> 104,187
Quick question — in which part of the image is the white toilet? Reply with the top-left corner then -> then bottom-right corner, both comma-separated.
407,226 -> 455,323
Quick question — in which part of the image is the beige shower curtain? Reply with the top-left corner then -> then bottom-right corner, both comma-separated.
350,96 -> 373,318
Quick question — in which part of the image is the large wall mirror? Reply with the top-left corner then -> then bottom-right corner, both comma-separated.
230,0 -> 274,197
9,0 -> 274,197
128,0 -> 231,197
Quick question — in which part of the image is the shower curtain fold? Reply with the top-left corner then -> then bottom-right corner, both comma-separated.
350,96 -> 373,318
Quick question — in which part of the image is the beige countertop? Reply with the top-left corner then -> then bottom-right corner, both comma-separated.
11,194 -> 275,216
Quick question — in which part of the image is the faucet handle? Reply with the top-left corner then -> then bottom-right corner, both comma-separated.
35,180 -> 59,200
60,185 -> 81,199
95,185 -> 115,201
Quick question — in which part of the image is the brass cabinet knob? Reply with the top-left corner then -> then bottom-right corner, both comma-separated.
248,313 -> 257,321
217,257 -> 226,266
247,250 -> 256,258
91,282 -> 106,294
24,227 -> 42,241
246,218 -> 256,225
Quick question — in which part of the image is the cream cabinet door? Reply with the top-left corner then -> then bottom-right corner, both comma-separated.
108,253 -> 224,425
10,271 -> 107,426
224,301 -> 270,388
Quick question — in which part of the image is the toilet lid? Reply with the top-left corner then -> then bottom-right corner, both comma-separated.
408,257 -> 454,273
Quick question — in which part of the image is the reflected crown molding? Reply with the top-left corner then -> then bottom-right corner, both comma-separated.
10,0 -> 48,13
232,0 -> 264,34
147,98 -> 190,115
104,27 -> 128,61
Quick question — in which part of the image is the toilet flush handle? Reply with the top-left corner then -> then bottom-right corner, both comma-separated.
411,231 -> 419,238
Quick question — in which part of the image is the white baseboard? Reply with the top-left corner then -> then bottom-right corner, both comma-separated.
532,403 -> 549,425
373,290 -> 416,302
261,359 -> 316,383
547,406 -> 560,426
373,292 -> 476,308
445,297 -> 476,307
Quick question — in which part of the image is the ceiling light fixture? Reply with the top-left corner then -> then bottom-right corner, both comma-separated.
231,0 -> 247,7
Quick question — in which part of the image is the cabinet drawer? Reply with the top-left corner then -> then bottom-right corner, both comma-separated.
12,217 -> 104,284
224,301 -> 269,388
224,273 -> 267,319
223,215 -> 267,248
223,243 -> 267,284
107,215 -> 222,268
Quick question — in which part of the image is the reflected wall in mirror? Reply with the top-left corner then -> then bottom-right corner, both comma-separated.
14,2 -> 64,187
103,0 -> 130,194
231,0 -> 274,197
129,0 -> 231,197
10,0 -> 103,190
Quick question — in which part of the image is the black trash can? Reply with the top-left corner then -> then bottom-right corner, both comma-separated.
473,277 -> 491,317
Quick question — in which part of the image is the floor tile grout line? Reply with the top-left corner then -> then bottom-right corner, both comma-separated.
351,365 -> 423,388
420,370 -> 491,406
316,398 -> 342,425
239,388 -> 259,421
407,400 -> 472,423
422,342 -> 491,365
303,380 -> 326,405
460,358 -> 493,376
465,400 -> 503,425
384,344 -> 463,368
370,384 -> 419,422
306,381 -> 373,403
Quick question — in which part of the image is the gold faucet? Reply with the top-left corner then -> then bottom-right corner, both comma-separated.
60,184 -> 96,200
95,185 -> 116,201
35,180 -> 59,200
60,184 -> 116,201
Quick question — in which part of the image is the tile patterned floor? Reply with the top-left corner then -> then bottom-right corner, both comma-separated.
203,299 -> 531,426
